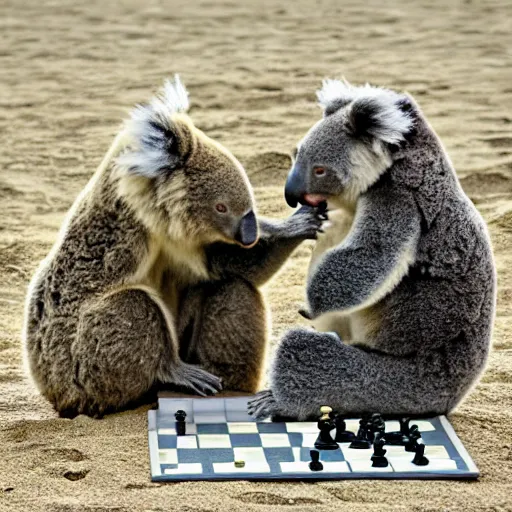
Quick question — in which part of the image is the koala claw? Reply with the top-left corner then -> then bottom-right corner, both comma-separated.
247,389 -> 280,419
298,307 -> 314,320
286,205 -> 329,240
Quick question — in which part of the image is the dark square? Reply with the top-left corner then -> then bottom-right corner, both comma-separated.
197,423 -> 229,435
287,433 -> 303,447
257,422 -> 287,434
229,434 -> 262,447
158,435 -> 177,449
264,447 -> 295,465
177,448 -> 203,464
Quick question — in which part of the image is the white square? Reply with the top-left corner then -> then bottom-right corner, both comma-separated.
177,436 -> 198,449
349,459 -> 393,472
233,447 -> 266,463
341,447 -> 373,460
344,420 -> 360,434
164,463 -> 203,475
198,434 -> 231,449
391,459 -> 457,472
301,434 -> 318,447
260,434 -> 291,448
158,449 -> 177,464
280,460 -> 350,473
425,445 -> 449,459
213,461 -> 270,474
385,421 -> 400,432
158,424 -> 197,436
228,422 -> 259,434
415,420 -> 436,432
286,422 -> 318,433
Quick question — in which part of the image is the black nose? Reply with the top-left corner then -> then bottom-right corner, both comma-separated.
235,210 -> 258,247
284,164 -> 306,208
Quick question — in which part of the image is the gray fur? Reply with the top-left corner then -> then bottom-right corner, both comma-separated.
249,80 -> 496,420
23,79 -> 322,418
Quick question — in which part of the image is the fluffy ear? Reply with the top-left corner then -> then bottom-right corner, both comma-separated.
116,75 -> 190,178
347,95 -> 413,144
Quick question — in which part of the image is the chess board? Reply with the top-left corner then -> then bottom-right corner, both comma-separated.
148,396 -> 479,481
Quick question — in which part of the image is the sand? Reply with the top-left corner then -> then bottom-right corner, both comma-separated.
1,0 -> 511,510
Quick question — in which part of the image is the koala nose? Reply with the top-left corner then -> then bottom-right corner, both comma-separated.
284,164 -> 306,208
235,210 -> 258,248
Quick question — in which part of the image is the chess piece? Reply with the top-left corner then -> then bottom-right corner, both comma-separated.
399,417 -> 411,437
234,460 -> 245,468
309,450 -> 324,471
175,410 -> 187,436
412,443 -> 429,466
314,406 -> 339,450
349,417 -> 372,449
334,415 -> 356,443
405,425 -> 421,452
371,433 -> 389,468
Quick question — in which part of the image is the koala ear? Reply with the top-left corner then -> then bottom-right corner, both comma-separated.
116,75 -> 190,178
347,95 -> 413,145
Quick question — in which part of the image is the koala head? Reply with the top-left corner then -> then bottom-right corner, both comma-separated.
116,76 -> 258,248
285,79 -> 414,209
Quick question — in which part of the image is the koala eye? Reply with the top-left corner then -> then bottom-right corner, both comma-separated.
314,166 -> 326,176
215,203 -> 228,213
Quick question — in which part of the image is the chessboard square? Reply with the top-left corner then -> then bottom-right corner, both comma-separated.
176,448 -> 204,464
257,422 -> 287,433
425,445 -> 449,459
177,436 -> 198,449
414,420 -> 436,432
263,447 -> 295,464
323,461 -> 351,472
198,434 -> 232,449
157,428 -> 176,435
285,422 -> 318,433
384,421 -> 400,432
391,459 -> 457,473
233,447 -> 266,463
159,435 -> 177,449
344,420 -> 360,434
341,446 -> 373,460
213,461 -> 270,474
349,459 -> 393,472
228,422 -> 259,434
301,433 -> 318,447
163,463 -> 203,475
318,448 -> 345,462
260,434 -> 291,447
287,433 -> 303,447
230,434 -> 262,447
197,423 -> 229,435
159,449 -> 178,464
195,413 -> 227,424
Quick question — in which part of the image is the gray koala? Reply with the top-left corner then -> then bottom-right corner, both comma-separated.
23,77 -> 323,418
248,79 -> 496,420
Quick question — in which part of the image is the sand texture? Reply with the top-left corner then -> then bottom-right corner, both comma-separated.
1,0 -> 511,510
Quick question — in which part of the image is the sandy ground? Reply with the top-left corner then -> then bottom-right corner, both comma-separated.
1,0 -> 511,510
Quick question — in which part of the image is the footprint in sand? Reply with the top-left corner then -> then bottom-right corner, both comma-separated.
234,491 -> 322,506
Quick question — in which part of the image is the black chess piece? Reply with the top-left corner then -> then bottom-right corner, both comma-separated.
175,409 -> 187,436
334,415 -> 356,443
370,413 -> 385,440
349,417 -> 372,449
314,406 -> 339,450
371,433 -> 389,468
405,425 -> 421,452
309,449 -> 324,471
399,417 -> 411,437
412,443 -> 429,466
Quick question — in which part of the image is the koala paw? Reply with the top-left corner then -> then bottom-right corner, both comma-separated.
247,389 -> 281,420
285,205 -> 329,240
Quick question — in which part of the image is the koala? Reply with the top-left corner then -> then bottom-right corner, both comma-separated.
23,76 -> 324,418
248,79 -> 496,420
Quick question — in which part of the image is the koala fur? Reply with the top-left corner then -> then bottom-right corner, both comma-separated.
248,79 -> 496,420
23,76 -> 323,418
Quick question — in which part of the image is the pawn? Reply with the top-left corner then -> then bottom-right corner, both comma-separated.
314,406 -> 339,450
412,443 -> 429,466
405,425 -> 421,452
334,415 -> 356,443
349,417 -> 372,449
309,449 -> 324,471
175,409 -> 187,436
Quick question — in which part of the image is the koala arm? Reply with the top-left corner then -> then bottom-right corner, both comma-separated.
307,187 -> 421,318
206,205 -> 324,287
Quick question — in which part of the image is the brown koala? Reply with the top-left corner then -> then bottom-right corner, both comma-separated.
22,77 -> 324,418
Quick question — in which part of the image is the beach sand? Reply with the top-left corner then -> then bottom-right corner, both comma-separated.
1,0 -> 511,510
